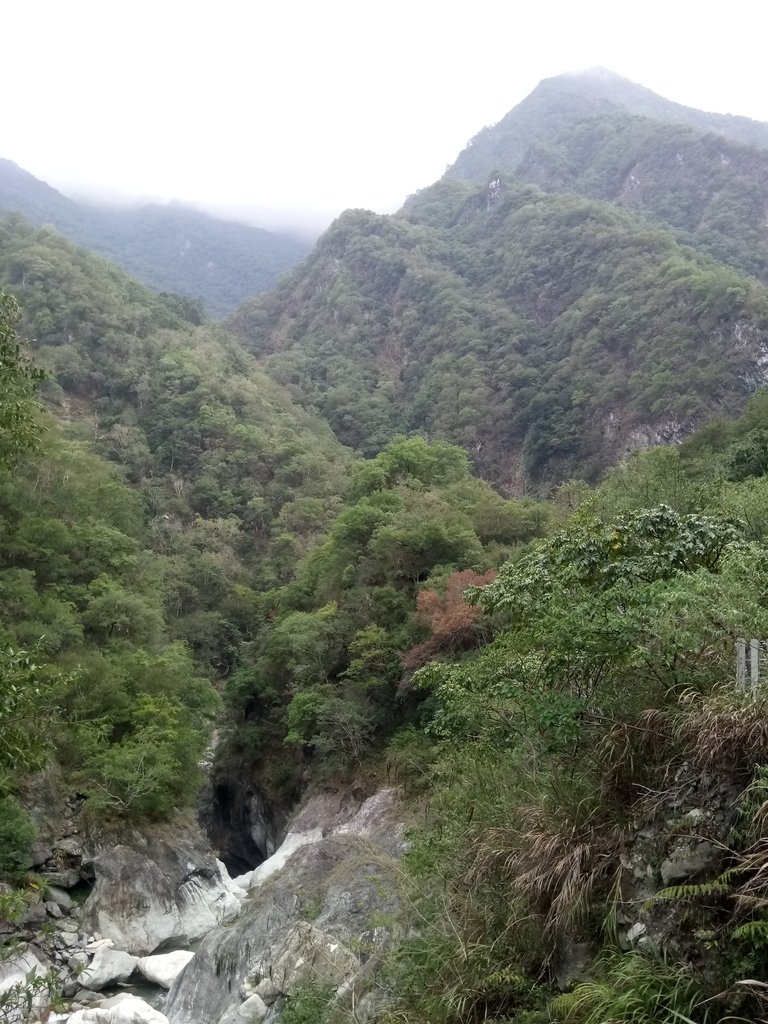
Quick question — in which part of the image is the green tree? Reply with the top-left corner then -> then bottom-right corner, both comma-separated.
0,291 -> 43,467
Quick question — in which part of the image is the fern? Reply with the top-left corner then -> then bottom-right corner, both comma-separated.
646,881 -> 730,906
732,918 -> 768,943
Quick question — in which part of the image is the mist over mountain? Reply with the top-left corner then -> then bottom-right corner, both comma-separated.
0,159 -> 310,316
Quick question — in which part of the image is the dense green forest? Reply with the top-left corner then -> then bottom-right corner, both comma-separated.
0,215 -> 347,829
231,181 -> 768,489
0,160 -> 309,315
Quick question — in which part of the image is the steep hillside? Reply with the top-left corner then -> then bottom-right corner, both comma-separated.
0,160 -> 309,315
230,179 -> 768,491
0,214 -> 348,664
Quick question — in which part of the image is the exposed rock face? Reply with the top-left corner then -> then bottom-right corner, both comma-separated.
166,789 -> 405,1024
80,828 -> 243,955
198,777 -> 284,877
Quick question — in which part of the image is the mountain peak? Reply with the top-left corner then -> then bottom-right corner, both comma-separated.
445,67 -> 768,186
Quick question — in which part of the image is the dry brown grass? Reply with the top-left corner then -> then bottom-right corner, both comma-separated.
465,802 -> 624,938
672,687 -> 768,777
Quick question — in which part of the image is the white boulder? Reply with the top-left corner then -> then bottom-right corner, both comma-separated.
67,995 -> 168,1024
137,950 -> 195,989
79,948 -> 139,991
237,994 -> 267,1019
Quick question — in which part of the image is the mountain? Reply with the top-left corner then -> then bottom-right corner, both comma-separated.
0,159 -> 309,316
442,69 -> 768,283
446,68 -> 768,183
226,73 -> 768,493
231,185 -> 768,491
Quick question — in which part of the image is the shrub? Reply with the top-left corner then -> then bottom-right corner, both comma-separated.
0,796 -> 35,881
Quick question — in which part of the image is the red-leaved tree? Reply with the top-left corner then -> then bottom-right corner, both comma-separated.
402,568 -> 496,672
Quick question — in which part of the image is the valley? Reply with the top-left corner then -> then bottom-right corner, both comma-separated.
3,68 -> 768,1024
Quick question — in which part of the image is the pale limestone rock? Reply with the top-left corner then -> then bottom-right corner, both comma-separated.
237,994 -> 267,1019
68,995 -> 169,1024
81,837 -> 242,955
247,830 -> 322,889
137,951 -> 195,989
79,948 -> 139,991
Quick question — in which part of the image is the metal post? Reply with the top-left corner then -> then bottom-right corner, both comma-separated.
737,638 -> 747,690
751,639 -> 760,697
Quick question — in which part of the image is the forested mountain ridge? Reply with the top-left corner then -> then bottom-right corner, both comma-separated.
442,70 -> 768,283
231,180 -> 768,491
0,214 -> 351,819
0,159 -> 309,315
226,74 -> 768,493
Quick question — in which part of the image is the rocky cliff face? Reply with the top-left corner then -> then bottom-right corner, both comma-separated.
166,788 -> 406,1024
79,827 -> 243,956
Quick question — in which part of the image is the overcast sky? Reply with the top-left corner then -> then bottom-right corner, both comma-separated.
4,1 -> 768,236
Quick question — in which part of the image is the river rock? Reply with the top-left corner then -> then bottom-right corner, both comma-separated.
80,828 -> 243,956
42,869 -> 82,889
68,995 -> 168,1024
47,885 -> 75,911
19,902 -> 49,927
69,951 -> 90,973
79,948 -> 139,990
237,994 -> 267,1020
29,841 -> 54,867
103,993 -> 169,1024
137,950 -> 195,989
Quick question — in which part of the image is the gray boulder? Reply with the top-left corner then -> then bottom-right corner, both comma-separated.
660,841 -> 720,885
42,869 -> 82,889
47,885 -> 75,911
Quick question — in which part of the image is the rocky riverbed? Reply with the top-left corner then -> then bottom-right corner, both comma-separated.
2,785 -> 407,1024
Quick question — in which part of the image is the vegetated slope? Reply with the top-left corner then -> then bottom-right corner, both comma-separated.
0,213 -> 348,817
0,159 -> 309,316
442,71 -> 768,284
0,214 -> 556,843
382,403 -> 768,1022
446,67 -> 768,184
230,179 -> 768,491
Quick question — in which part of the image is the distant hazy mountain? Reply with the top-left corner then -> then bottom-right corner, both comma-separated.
0,159 -> 309,316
